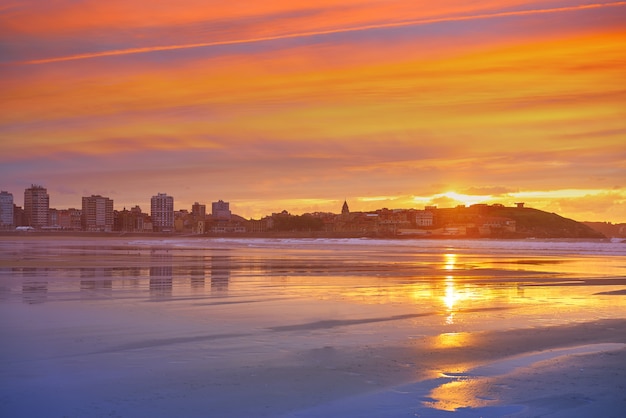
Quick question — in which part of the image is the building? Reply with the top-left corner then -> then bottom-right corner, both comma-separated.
0,191 -> 14,229
48,208 -> 59,228
192,202 -> 206,220
114,206 -> 151,232
212,200 -> 231,220
24,185 -> 49,228
478,216 -> 516,235
58,208 -> 82,230
174,210 -> 189,233
113,205 -> 150,232
151,193 -> 174,232
341,200 -> 350,216
116,205 -> 152,232
13,205 -> 25,227
415,210 -> 434,227
82,195 -> 114,232
132,206 -> 150,232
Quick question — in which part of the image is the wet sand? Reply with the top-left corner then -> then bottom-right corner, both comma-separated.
1,237 -> 625,417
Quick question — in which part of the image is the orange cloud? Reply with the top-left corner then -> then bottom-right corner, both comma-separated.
3,27 -> 625,164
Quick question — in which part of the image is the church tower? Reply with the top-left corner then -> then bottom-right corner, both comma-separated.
341,200 -> 349,216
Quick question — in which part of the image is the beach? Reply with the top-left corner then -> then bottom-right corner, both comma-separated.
1,236 -> 625,417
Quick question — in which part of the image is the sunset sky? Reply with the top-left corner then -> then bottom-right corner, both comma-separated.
1,1 -> 625,222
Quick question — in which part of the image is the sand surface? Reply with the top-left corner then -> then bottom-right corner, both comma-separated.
1,237 -> 625,417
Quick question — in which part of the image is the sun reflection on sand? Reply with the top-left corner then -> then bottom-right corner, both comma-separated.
444,253 -> 457,271
425,377 -> 492,412
434,331 -> 473,348
443,275 -> 457,324
443,253 -> 458,324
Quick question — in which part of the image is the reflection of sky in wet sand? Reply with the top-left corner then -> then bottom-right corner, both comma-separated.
2,238 -> 626,342
425,342 -> 626,412
0,237 -> 625,417
2,238 -> 626,341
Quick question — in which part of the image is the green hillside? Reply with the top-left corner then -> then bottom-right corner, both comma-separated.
492,207 -> 605,238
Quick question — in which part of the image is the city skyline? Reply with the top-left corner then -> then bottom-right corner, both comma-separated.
2,1 -> 625,223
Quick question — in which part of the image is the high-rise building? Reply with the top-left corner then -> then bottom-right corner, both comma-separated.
151,193 -> 174,232
212,200 -> 231,220
82,195 -> 114,232
24,185 -> 49,228
0,191 -> 14,229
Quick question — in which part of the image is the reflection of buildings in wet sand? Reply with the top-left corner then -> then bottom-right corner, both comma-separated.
189,261 -> 205,289
80,267 -> 113,298
145,253 -> 231,295
22,281 -> 47,304
150,253 -> 173,296
210,255 -> 231,293
10,267 -> 48,304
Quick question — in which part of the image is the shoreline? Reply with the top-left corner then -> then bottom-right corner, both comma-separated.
0,230 -> 616,241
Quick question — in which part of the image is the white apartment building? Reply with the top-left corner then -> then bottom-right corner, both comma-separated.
151,193 -> 174,232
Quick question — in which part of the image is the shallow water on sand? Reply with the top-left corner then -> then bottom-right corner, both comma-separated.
1,237 -> 625,417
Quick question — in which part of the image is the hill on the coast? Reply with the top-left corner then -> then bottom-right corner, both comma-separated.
498,207 -> 605,238
433,205 -> 605,239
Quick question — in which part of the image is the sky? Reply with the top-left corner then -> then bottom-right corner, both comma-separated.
1,1 -> 625,222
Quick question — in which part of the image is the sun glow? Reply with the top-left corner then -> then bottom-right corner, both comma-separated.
412,191 -> 494,208
442,191 -> 492,207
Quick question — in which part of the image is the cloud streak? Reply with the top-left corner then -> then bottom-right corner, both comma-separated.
19,2 -> 626,65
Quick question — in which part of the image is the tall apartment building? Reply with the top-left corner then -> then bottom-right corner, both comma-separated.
24,185 -> 49,228
151,193 -> 174,232
82,195 -> 114,232
212,200 -> 231,220
0,191 -> 14,229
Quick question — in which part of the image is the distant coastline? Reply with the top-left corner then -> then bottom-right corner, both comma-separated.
2,204 -> 615,239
